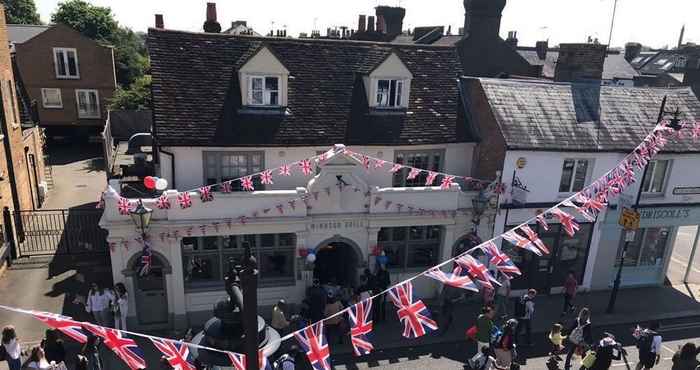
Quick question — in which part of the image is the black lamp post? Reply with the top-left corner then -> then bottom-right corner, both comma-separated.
471,192 -> 489,233
129,199 -> 153,237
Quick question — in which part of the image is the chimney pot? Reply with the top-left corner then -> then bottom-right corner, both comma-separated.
154,14 -> 164,29
535,40 -> 548,60
367,16 -> 375,32
358,15 -> 366,32
376,14 -> 385,33
505,30 -> 518,48
203,2 -> 221,33
624,42 -> 642,62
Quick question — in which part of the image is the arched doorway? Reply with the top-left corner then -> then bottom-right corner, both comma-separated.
125,251 -> 171,326
313,237 -> 362,288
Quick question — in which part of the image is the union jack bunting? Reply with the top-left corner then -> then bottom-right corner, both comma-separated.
407,168 -> 421,180
425,172 -> 438,186
388,282 -> 438,338
389,164 -> 403,173
362,155 -> 371,170
178,192 -> 192,209
241,176 -> 255,191
424,266 -> 478,292
276,204 -> 285,214
563,199 -> 595,222
32,311 -> 88,343
481,241 -> 521,279
117,197 -> 133,215
536,213 -> 549,231
260,170 -> 274,185
226,351 -> 272,370
299,159 -> 314,176
440,176 -> 455,190
348,300 -> 374,356
220,180 -> 233,193
373,159 -> 386,169
279,164 -> 292,176
199,186 -> 213,202
520,225 -> 550,255
156,195 -> 171,209
551,208 -> 580,237
295,322 -> 332,370
576,193 -> 606,216
84,324 -> 146,370
288,199 -> 297,210
502,230 -> 542,256
455,255 -> 499,290
150,339 -> 196,370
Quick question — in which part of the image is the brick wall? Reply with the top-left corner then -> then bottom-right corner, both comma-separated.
554,43 -> 607,82
464,78 -> 507,181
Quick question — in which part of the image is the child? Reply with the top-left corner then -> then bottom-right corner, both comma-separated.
548,323 -> 566,360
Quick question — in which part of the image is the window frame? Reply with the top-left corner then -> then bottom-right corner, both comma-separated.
641,159 -> 670,194
52,47 -> 80,79
202,151 -> 265,191
375,78 -> 406,108
75,89 -> 100,119
377,225 -> 443,271
247,75 -> 281,106
615,227 -> 671,267
392,149 -> 444,187
41,88 -> 63,109
558,158 -> 591,193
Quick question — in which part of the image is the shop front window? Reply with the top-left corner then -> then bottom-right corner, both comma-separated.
378,226 -> 442,270
616,227 -> 671,267
182,233 -> 296,288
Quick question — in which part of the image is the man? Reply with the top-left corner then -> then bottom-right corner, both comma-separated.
471,305 -> 495,364
562,270 -> 578,316
373,264 -> 391,322
307,279 -> 326,322
271,299 -> 291,334
515,289 -> 537,346
495,272 -> 511,319
635,321 -> 662,370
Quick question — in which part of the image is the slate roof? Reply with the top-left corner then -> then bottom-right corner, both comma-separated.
516,49 -> 638,81
7,24 -> 50,44
148,28 -> 469,147
466,77 -> 700,152
632,46 -> 700,75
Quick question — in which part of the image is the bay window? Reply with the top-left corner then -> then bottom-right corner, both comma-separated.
378,226 -> 442,270
203,151 -> 264,190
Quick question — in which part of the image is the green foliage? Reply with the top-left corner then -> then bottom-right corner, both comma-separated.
111,28 -> 148,87
2,0 -> 42,24
108,75 -> 152,110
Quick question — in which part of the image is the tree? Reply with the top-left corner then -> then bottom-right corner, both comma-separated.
108,75 -> 151,110
51,0 -> 117,41
3,0 -> 42,24
111,28 -> 149,87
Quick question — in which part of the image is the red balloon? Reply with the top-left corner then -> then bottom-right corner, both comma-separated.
144,176 -> 156,189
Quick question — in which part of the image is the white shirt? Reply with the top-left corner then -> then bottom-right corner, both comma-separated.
87,290 -> 114,312
27,359 -> 52,369
651,334 -> 662,354
117,293 -> 128,316
2,338 -> 21,360
524,299 -> 535,319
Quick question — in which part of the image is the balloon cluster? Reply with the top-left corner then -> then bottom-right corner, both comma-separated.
144,176 -> 168,191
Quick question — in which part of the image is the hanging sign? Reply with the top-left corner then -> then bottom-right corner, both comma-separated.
618,207 -> 640,230
516,157 -> 527,169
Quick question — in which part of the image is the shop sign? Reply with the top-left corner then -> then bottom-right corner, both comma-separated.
511,176 -> 529,205
619,207 -> 640,230
310,219 -> 366,231
672,186 -> 700,195
640,208 -> 691,221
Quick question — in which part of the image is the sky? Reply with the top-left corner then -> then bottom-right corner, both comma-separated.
35,0 -> 698,49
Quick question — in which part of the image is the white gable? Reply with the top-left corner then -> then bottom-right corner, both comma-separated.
238,46 -> 289,107
239,46 -> 289,75
370,53 -> 413,79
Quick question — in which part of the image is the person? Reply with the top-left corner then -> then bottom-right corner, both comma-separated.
275,345 -> 300,370
81,334 -> 102,370
307,279 -> 326,322
41,329 -> 66,365
483,286 -> 496,309
356,274 -> 372,301
548,323 -> 566,359
635,321 -> 662,370
2,326 -> 23,370
671,342 -> 700,370
564,307 -> 593,370
324,294 -> 344,345
374,264 -> 391,323
159,356 -> 174,369
113,283 -> 129,331
271,299 -> 291,334
74,355 -> 89,370
588,333 -> 623,370
514,289 -> 537,346
439,286 -> 460,336
86,283 -> 114,327
562,270 -> 578,316
468,346 -> 500,370
472,306 -> 495,364
23,346 -> 51,369
494,319 -> 517,369
494,273 -> 511,319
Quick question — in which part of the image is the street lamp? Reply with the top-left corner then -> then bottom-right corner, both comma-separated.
129,199 -> 153,236
471,192 -> 489,230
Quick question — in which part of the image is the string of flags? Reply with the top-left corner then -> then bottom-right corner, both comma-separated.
3,120 -> 696,370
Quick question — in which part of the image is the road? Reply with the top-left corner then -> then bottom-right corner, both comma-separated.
667,226 -> 700,285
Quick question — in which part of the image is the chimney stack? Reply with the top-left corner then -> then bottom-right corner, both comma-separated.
367,16 -> 375,32
203,2 -> 221,33
505,31 -> 518,48
682,58 -> 700,86
154,14 -> 164,29
376,14 -> 385,33
554,43 -> 607,82
624,42 -> 642,62
375,6 -> 405,38
464,0 -> 506,39
535,40 -> 548,60
358,15 -> 366,32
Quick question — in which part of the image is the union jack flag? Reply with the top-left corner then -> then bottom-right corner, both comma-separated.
84,324 -> 146,370
199,186 -> 214,202
481,241 -> 521,278
425,172 -> 438,186
295,322 -> 332,370
241,176 -> 255,191
299,159 -> 314,176
226,351 -> 271,370
576,193 -> 606,216
32,311 -> 88,343
551,208 -> 580,237
440,176 -> 455,190
117,197 -> 133,215
279,164 -> 292,176
220,181 -> 233,193
536,213 -> 549,231
563,199 -> 595,222
503,230 -> 542,256
260,170 -> 274,185
424,266 -> 478,292
407,168 -> 421,180
348,300 -> 374,356
388,282 -> 438,338
150,339 -> 196,370
178,192 -> 192,209
520,225 -> 550,255
374,159 -> 386,169
455,255 -> 499,290
156,195 -> 171,210
362,155 -> 371,170
389,164 -> 403,173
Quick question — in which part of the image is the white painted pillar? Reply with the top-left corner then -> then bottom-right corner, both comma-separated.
442,224 -> 458,262
168,237 -> 187,329
367,227 -> 381,272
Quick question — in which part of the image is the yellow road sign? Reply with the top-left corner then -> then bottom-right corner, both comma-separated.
618,207 -> 640,230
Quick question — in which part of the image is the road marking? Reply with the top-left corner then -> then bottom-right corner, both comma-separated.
662,344 -> 676,354
670,255 -> 700,274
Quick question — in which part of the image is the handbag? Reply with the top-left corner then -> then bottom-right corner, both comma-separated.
581,350 -> 597,368
466,325 -> 478,341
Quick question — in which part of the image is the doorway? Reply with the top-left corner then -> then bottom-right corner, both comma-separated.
313,240 -> 360,288
132,254 -> 169,325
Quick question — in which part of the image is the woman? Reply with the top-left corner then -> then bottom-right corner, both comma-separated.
86,283 -> 114,327
24,346 -> 51,369
2,325 -> 23,370
113,283 -> 129,331
564,307 -> 593,370
41,329 -> 66,365
81,334 -> 102,370
672,342 -> 700,370
324,294 -> 345,345
494,319 -> 518,369
589,334 -> 622,370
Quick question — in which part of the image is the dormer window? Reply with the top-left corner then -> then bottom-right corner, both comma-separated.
249,76 -> 280,106
376,79 -> 404,108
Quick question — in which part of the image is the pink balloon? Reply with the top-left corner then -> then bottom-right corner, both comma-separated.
144,176 -> 156,189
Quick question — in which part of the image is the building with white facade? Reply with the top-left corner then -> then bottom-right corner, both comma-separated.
461,76 -> 700,294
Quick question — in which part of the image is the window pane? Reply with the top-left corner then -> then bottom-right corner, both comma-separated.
377,80 -> 390,106
251,90 -> 264,105
242,234 -> 258,248
559,160 -> 575,192
251,77 -> 263,91
572,160 -> 588,191
639,228 -> 670,266
265,77 -> 278,90
396,81 -> 403,106
381,244 -> 405,268
427,226 -> 442,240
641,161 -> 656,192
259,247 -> 295,284
260,234 -> 276,247
650,160 -> 668,193
392,227 -> 406,241
67,51 -> 78,76
182,237 -> 198,251
616,230 -> 643,267
378,228 -> 390,242
269,91 -> 279,105
183,254 -> 220,284
406,243 -> 439,268
409,226 -> 425,240
389,79 -> 397,106
202,236 -> 219,250
55,50 -> 66,76
279,233 -> 295,246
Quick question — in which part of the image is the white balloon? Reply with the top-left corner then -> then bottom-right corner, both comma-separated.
306,253 -> 316,263
155,177 -> 168,191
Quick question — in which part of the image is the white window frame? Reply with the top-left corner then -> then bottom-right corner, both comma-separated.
375,78 -> 405,108
559,158 -> 591,193
75,89 -> 100,119
641,159 -> 670,194
53,47 -> 80,79
41,88 -> 63,109
247,75 -> 280,106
